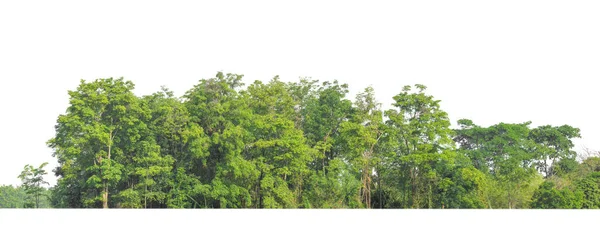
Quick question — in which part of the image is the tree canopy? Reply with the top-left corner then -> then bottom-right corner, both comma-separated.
1,72 -> 594,209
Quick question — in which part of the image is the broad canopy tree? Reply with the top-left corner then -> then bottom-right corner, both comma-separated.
50,78 -> 160,208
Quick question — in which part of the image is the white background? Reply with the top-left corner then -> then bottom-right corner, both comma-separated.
0,209 -> 598,236
1,0 -> 599,190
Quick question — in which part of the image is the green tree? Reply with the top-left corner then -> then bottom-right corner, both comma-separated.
49,78 -> 146,208
528,125 -> 580,177
301,80 -> 353,173
455,120 -> 546,208
244,77 -> 313,208
340,86 -> 385,208
142,87 -> 209,208
18,162 -> 50,208
531,181 -> 583,209
382,84 -> 456,208
183,72 -> 254,208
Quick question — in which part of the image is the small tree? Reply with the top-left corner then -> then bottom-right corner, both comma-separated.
18,162 -> 49,208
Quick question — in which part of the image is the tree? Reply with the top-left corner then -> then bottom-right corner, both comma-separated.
340,86 -> 385,208
183,72 -> 254,208
18,162 -> 49,208
48,78 -> 146,208
240,77 -> 314,208
455,120 -> 547,208
301,80 -> 353,173
382,84 -> 456,208
528,125 -> 581,177
142,87 -> 209,208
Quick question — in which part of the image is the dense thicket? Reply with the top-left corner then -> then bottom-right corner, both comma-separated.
39,72 -> 600,208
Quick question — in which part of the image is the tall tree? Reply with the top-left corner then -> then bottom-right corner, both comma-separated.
382,84 -> 456,208
142,87 -> 210,208
340,86 -> 385,208
48,78 -> 146,208
183,72 -> 253,208
301,80 -> 353,173
245,77 -> 313,208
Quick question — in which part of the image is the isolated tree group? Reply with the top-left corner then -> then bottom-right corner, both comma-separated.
42,72 -> 598,209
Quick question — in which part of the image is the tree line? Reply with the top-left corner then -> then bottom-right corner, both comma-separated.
4,72 -> 599,209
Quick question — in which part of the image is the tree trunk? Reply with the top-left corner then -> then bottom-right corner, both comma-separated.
361,160 -> 372,209
322,155 -> 326,174
428,182 -> 432,209
258,172 -> 264,208
507,185 -> 511,209
411,167 -> 420,208
378,175 -> 383,209
410,168 -> 414,208
103,183 -> 108,209
144,184 -> 148,208
544,158 -> 549,178
103,137 -> 112,209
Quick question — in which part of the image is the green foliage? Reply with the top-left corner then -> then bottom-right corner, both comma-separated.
529,158 -> 600,209
553,158 -> 579,177
528,125 -> 580,177
1,184 -> 52,209
18,162 -> 50,208
380,84 -> 456,208
0,185 -> 27,208
339,86 -> 384,208
575,172 -> 600,208
40,72 -> 587,209
300,80 -> 353,172
531,181 -> 583,209
452,119 -> 576,208
436,166 -> 492,209
303,158 -> 362,208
